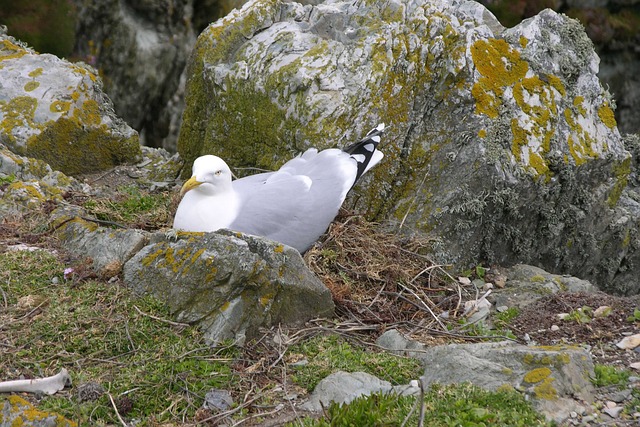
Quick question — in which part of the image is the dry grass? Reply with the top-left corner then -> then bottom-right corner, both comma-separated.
304,211 -> 489,344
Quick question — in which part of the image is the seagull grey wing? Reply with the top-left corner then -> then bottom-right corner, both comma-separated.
229,150 -> 357,252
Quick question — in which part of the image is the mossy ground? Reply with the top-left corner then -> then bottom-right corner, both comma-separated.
2,177 -> 639,424
292,383 -> 550,427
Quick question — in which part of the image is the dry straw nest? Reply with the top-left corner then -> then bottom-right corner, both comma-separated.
304,211 -> 483,342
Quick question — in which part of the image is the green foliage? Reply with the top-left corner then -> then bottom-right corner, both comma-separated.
0,249 -> 237,424
495,307 -> 520,327
475,265 -> 487,280
289,335 -> 422,392
82,185 -> 172,228
0,173 -> 17,185
592,364 -> 631,388
563,306 -> 593,324
627,308 -> 640,322
291,383 -> 551,427
459,320 -> 517,341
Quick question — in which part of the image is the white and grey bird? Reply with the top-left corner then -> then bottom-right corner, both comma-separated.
173,123 -> 385,252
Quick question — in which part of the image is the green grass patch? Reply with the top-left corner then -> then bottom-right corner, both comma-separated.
288,335 -> 422,392
591,364 -> 631,388
291,383 -> 551,426
0,249 -> 237,425
82,185 -> 172,229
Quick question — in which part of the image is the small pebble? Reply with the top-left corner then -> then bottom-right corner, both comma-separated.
550,325 -> 560,331
496,305 -> 509,312
51,276 -> 60,285
570,411 -> 578,418
616,334 -> 640,350
603,406 -> 623,418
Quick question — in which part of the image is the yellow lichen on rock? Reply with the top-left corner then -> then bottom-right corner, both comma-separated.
597,103 -> 617,129
2,395 -> 77,427
471,38 -> 529,119
523,367 -> 552,383
471,38 -> 565,179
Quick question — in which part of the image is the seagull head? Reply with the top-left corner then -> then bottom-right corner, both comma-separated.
180,155 -> 233,197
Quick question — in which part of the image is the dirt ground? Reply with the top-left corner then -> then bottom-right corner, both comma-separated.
511,291 -> 640,367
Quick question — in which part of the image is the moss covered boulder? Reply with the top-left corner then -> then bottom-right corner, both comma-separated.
178,0 -> 640,293
421,341 -> 595,423
0,29 -> 141,175
123,230 -> 334,344
0,395 -> 76,427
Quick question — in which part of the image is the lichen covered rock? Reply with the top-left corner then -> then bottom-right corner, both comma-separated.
0,395 -> 76,427
123,230 -> 334,344
0,29 -> 141,175
421,341 -> 595,423
52,210 -> 150,278
178,0 -> 635,293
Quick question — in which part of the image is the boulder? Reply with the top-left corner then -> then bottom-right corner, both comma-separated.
123,230 -> 334,344
0,28 -> 141,175
177,0 -> 637,293
52,209 -> 150,278
0,395 -> 76,427
72,0 -> 197,150
491,264 -> 597,309
420,341 -> 595,423
0,146 -> 83,219
300,371 -> 419,413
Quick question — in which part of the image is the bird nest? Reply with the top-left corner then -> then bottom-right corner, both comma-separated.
304,211 -> 472,341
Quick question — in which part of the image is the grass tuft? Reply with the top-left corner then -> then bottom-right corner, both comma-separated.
0,249 -> 236,425
291,383 -> 551,426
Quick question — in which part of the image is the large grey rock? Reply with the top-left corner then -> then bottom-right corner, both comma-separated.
177,0 -> 638,294
421,341 -> 595,423
491,264 -> 597,309
0,29 -> 141,175
0,146 -> 84,220
123,230 -> 334,344
300,371 -> 419,412
0,395 -> 75,427
72,0 -> 197,150
52,210 -> 150,278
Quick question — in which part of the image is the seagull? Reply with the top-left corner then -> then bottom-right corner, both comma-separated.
173,123 -> 385,252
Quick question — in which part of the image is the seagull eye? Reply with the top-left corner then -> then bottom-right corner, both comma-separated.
215,170 -> 222,176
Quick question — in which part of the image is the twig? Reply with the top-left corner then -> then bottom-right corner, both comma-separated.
199,395 -> 261,424
398,169 -> 429,231
397,282 -> 446,331
133,305 -> 190,327
124,320 -> 136,351
80,216 -> 127,229
89,168 -> 116,184
418,379 -> 426,427
108,392 -> 129,427
1,299 -> 49,327
231,404 -> 285,426
0,280 -> 7,308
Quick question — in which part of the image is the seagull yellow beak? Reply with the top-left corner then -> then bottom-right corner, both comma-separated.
180,176 -> 202,197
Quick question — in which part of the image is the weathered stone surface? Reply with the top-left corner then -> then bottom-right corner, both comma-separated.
421,341 -> 595,423
53,212 -> 150,278
123,230 -> 334,344
491,264 -> 597,309
0,146 -> 84,219
0,29 -> 141,175
72,0 -> 197,150
376,329 -> 428,359
300,371 -> 419,412
178,0 -> 637,293
476,0 -> 640,136
0,395 -> 76,427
